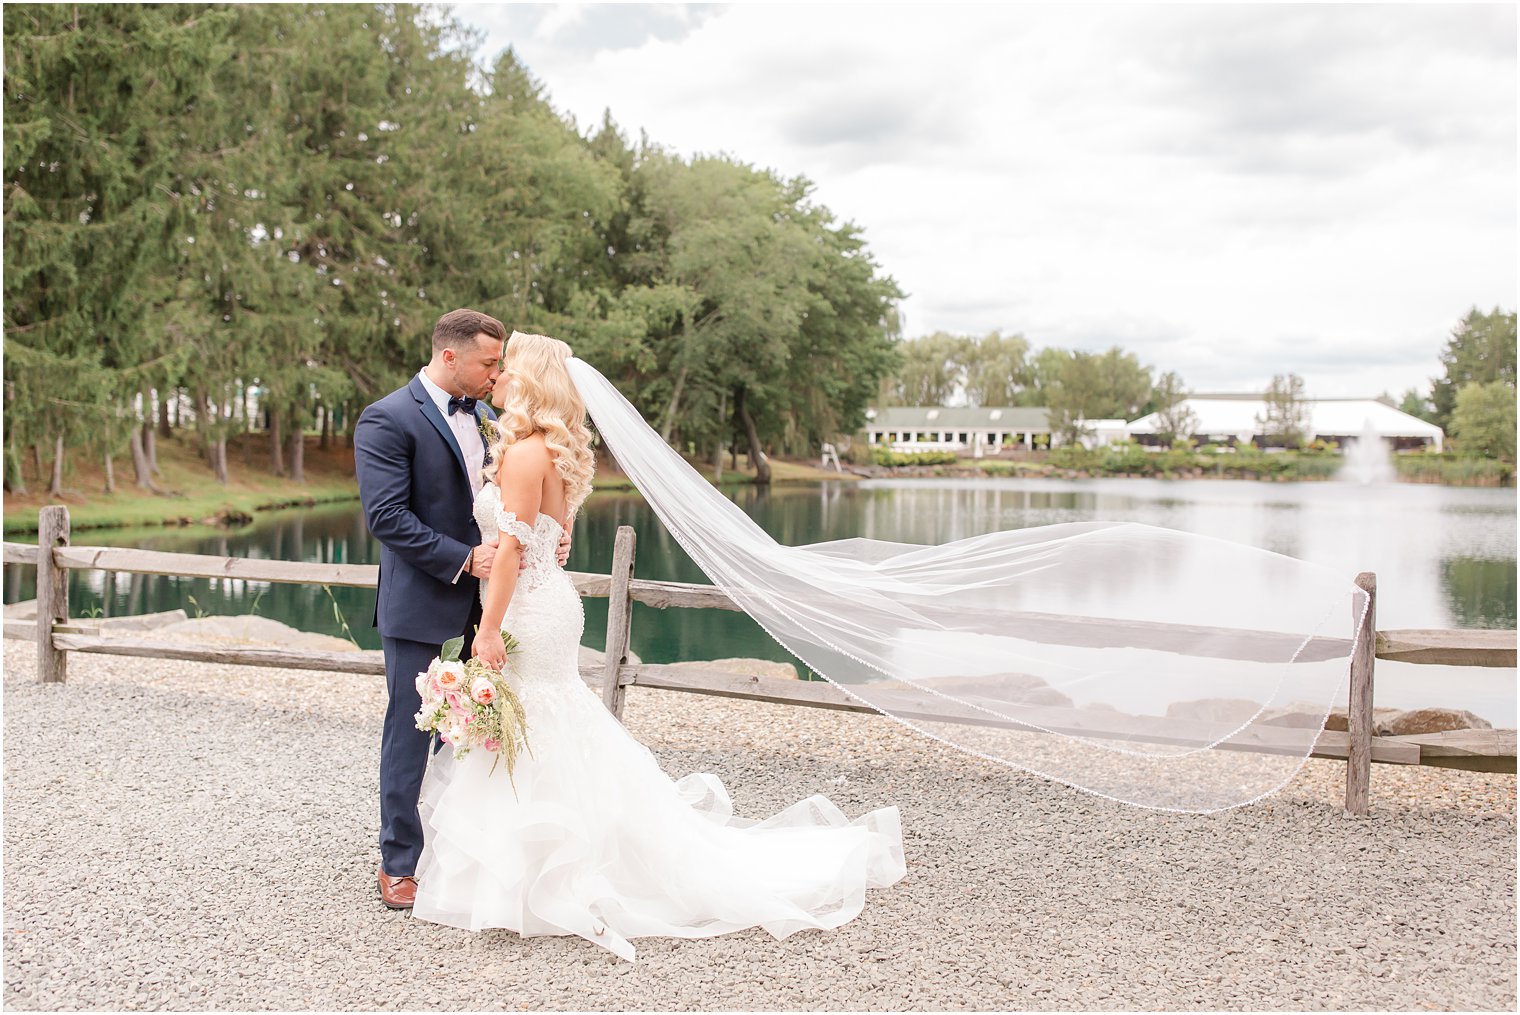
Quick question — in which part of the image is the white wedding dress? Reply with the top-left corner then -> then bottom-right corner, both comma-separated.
411,484 -> 906,962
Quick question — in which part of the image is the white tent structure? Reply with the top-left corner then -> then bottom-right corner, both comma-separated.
1127,396 -> 1444,452
1072,419 -> 1131,449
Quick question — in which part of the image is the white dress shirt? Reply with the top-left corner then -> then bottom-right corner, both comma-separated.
417,370 -> 486,584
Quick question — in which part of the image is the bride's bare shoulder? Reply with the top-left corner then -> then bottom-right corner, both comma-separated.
498,432 -> 552,476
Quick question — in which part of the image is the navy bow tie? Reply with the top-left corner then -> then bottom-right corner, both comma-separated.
447,395 -> 476,416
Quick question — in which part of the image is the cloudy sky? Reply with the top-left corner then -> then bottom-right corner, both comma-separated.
449,2 -> 1515,398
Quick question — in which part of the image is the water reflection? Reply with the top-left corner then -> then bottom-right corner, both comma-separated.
4,479 -> 1515,711
1442,557 -> 1519,630
5,505 -> 384,647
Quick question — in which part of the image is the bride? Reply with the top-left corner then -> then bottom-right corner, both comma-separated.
411,332 -> 906,962
412,330 -> 1362,957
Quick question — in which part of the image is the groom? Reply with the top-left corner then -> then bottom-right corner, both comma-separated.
354,308 -> 570,910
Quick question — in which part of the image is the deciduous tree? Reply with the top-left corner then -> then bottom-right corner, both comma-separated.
1430,306 -> 1517,431
1151,371 -> 1197,445
1451,381 -> 1516,460
1256,373 -> 1310,449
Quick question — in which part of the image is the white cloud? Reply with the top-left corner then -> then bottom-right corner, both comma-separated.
450,2 -> 1516,398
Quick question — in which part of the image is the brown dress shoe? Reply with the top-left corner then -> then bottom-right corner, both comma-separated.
378,869 -> 418,910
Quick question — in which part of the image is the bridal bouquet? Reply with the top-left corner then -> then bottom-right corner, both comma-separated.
414,630 -> 532,784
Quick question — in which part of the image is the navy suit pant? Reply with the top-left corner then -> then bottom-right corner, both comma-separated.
379,596 -> 482,877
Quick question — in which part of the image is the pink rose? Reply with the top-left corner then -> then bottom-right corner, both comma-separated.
470,677 -> 497,706
483,738 -> 501,752
436,662 -> 466,691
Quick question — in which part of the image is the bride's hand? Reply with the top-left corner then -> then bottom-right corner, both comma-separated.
556,528 -> 571,567
472,628 -> 507,671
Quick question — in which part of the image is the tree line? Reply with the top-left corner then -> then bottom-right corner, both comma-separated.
7,5 -> 1512,503
1398,307 -> 1516,460
3,3 -> 903,494
879,330 -> 1194,444
881,306 -> 1516,456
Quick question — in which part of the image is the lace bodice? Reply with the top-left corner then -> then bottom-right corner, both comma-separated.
468,483 -> 584,691
473,484 -> 566,596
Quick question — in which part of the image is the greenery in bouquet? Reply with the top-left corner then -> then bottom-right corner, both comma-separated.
414,630 -> 532,788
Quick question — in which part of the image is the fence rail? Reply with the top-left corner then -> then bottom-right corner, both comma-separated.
4,505 -> 1515,813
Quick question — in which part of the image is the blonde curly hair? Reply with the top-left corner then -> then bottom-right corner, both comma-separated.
482,331 -> 596,517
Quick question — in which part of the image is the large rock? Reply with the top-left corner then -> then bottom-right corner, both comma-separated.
1383,708 -> 1494,736
1257,710 -> 1328,730
150,615 -> 361,654
664,657 -> 799,681
4,599 -> 37,619
1323,707 -> 1404,735
1165,698 -> 1264,725
919,672 -> 1074,708
577,645 -> 642,670
97,609 -> 190,632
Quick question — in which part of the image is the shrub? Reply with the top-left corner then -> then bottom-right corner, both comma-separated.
871,448 -> 960,467
842,440 -> 876,466
1451,382 -> 1518,460
976,460 -> 1020,476
1047,446 -> 1094,470
1396,452 -> 1514,486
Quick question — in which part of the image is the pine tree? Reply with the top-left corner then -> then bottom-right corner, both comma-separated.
4,4 -> 233,492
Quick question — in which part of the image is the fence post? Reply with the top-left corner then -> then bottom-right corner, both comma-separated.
36,505 -> 71,684
1345,571 -> 1377,817
600,525 -> 637,719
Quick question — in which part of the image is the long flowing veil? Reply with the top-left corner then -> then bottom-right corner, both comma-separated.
566,357 -> 1367,812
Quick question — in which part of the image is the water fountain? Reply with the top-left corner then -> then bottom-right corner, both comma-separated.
1338,418 -> 1396,484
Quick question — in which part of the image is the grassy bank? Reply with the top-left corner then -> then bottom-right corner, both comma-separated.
8,431 -> 1508,537
591,454 -> 859,491
1048,444 -> 1346,481
855,445 -> 1515,486
2,433 -> 855,535
3,432 -> 362,535
1392,452 -> 1516,486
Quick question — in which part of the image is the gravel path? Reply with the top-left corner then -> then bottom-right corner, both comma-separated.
3,639 -> 1514,1011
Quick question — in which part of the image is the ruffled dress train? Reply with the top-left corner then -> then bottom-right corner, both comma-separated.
411,487 -> 906,962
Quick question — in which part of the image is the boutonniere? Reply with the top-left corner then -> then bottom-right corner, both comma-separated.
477,413 -> 497,461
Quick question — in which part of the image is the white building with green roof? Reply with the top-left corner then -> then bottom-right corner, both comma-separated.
862,406 -> 1130,456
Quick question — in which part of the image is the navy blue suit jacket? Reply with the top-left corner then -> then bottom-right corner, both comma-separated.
354,375 -> 497,645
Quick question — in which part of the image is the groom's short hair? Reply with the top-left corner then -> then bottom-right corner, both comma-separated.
432,309 -> 506,354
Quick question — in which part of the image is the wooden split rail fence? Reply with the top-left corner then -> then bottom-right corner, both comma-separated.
4,505 -> 1515,816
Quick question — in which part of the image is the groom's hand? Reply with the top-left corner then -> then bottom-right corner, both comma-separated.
556,529 -> 571,567
469,539 -> 497,580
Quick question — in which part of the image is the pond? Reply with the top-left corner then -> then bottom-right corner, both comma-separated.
5,477 -> 1514,723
